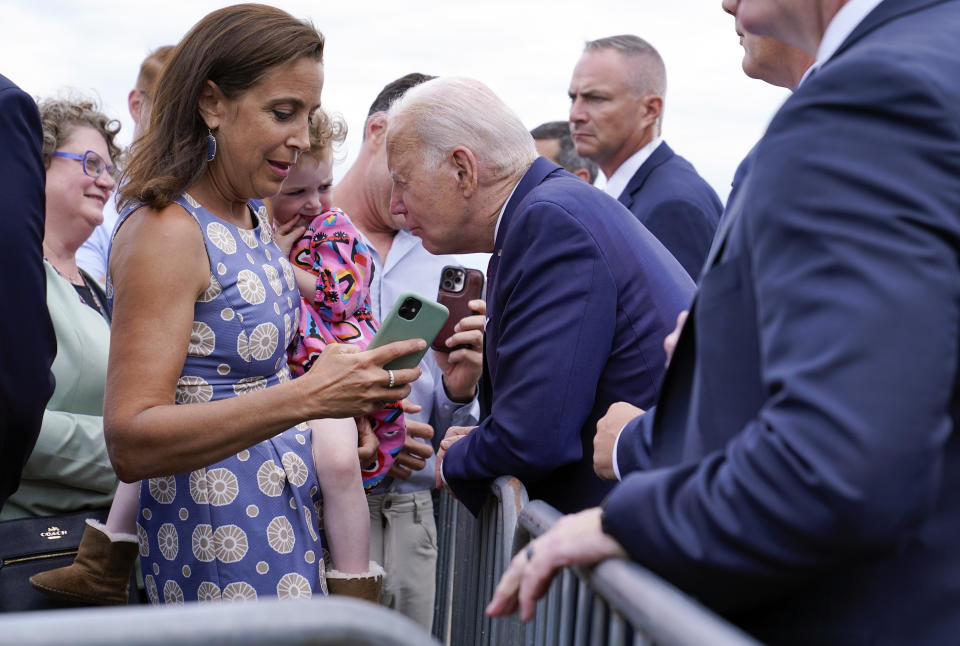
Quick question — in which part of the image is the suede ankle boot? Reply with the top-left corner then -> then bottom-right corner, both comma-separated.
29,519 -> 138,606
325,561 -> 384,603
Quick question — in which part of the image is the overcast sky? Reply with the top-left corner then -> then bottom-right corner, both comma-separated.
1,0 -> 790,201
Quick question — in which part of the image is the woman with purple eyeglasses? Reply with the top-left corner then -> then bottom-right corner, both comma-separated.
0,96 -> 122,523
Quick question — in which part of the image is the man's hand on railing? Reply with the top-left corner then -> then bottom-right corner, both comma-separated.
486,507 -> 628,622
593,402 -> 644,480
435,425 -> 476,489
388,400 -> 435,480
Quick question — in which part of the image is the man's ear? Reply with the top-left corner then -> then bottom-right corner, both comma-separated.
450,146 -> 478,198
365,112 -> 388,144
573,168 -> 592,183
128,89 -> 143,124
198,80 -> 226,130
641,95 -> 663,130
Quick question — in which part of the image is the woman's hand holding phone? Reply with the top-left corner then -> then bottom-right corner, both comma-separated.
300,341 -> 423,419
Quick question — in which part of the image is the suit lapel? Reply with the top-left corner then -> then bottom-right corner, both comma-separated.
617,141 -> 673,208
831,0 -> 948,64
480,156 -> 562,419
701,149 -> 755,272
486,156 -> 560,296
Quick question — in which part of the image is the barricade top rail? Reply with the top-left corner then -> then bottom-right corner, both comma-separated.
515,500 -> 764,646
0,596 -> 441,646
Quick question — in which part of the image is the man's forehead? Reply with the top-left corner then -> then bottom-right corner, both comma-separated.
570,50 -> 630,89
387,125 -> 421,158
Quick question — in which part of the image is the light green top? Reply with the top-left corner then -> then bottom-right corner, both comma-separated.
0,262 -> 117,520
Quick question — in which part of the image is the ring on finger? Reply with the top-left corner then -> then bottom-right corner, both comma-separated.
387,369 -> 396,388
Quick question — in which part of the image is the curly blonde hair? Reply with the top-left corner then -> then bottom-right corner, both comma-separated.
303,107 -> 347,163
38,96 -> 122,171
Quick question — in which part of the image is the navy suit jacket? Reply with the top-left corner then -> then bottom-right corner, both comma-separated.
0,74 -> 57,510
616,141 -> 722,280
443,157 -> 694,515
606,1 -> 960,643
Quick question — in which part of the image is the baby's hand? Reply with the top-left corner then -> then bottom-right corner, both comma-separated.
356,415 -> 379,464
273,217 -> 307,258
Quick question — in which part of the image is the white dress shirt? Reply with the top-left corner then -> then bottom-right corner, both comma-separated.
602,136 -> 662,200
797,0 -> 884,86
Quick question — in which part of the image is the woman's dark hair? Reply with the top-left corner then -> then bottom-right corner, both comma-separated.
119,4 -> 324,211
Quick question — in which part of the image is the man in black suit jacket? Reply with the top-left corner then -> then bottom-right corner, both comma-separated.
0,74 -> 57,510
490,1 -> 960,643
568,35 -> 723,279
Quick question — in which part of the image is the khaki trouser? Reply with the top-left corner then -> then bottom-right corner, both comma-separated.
367,490 -> 438,629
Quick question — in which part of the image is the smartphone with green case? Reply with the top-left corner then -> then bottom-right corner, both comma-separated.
368,292 -> 450,370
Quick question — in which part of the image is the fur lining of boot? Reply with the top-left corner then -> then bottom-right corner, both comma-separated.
325,561 -> 385,603
29,518 -> 138,605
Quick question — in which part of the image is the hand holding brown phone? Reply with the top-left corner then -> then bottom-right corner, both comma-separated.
433,266 -> 485,353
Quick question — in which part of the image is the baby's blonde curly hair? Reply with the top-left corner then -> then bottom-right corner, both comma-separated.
303,108 -> 347,163
37,95 -> 122,171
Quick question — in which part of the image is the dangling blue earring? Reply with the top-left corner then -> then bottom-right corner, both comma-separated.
205,128 -> 217,162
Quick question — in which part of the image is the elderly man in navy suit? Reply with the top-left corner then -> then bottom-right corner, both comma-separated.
490,1 -> 960,644
0,74 -> 57,510
386,77 -> 693,516
569,35 -> 723,280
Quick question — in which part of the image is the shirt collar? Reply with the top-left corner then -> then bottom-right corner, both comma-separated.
602,136 -> 662,199
493,179 -> 521,248
798,0 -> 884,86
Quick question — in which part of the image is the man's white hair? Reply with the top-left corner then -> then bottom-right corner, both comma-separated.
387,76 -> 536,180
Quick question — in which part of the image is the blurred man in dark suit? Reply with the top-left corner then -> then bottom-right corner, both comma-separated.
490,1 -> 960,643
0,74 -> 57,510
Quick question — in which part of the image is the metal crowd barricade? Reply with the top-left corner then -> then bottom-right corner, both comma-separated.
513,500 -> 764,646
0,596 -> 440,646
432,476 -> 528,646
433,478 -> 763,646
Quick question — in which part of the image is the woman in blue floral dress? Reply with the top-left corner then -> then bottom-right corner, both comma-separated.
103,5 -> 422,604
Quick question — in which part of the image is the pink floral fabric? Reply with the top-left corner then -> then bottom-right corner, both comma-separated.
287,208 -> 405,492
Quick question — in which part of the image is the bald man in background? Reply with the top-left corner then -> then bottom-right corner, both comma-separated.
530,121 -> 598,184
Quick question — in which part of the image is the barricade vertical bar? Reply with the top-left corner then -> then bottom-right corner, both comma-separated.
572,579 -> 591,646
451,502 -> 481,646
558,568 -> 576,646
490,503 -> 502,646
543,573 -> 562,646
433,490 -> 457,644
477,501 -> 495,646
608,612 -> 627,646
590,593 -> 608,645
533,593 -> 547,646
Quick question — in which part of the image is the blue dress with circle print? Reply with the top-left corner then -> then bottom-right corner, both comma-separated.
109,194 -> 325,604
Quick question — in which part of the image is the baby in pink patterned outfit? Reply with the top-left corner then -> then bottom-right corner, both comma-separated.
270,110 -> 404,590
287,208 -> 406,491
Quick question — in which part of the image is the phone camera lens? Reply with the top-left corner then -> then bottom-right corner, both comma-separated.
399,297 -> 421,320
443,280 -> 453,289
